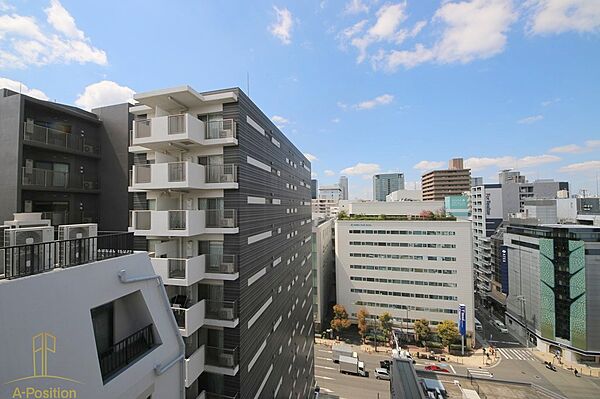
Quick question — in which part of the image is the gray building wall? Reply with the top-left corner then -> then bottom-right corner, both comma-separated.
373,173 -> 405,201
311,178 -> 318,199
0,92 -> 23,224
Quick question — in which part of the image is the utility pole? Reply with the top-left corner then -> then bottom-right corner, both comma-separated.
405,308 -> 409,346
517,295 -> 529,350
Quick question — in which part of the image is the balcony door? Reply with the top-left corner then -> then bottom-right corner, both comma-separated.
35,161 -> 69,187
199,114 -> 223,139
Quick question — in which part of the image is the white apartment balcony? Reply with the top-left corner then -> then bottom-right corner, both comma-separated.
171,299 -> 206,337
130,114 -> 237,150
129,162 -> 238,191
185,345 -> 206,388
205,300 -> 239,328
129,209 -> 239,236
204,346 -> 239,376
151,254 -> 239,286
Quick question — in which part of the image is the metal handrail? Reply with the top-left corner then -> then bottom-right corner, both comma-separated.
205,164 -> 237,183
206,254 -> 238,274
134,119 -> 151,138
23,122 -> 99,154
205,209 -> 237,228
21,167 -> 99,190
205,346 -> 239,368
205,300 -> 237,321
98,323 -> 154,381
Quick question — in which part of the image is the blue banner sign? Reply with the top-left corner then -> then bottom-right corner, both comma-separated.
459,304 -> 466,336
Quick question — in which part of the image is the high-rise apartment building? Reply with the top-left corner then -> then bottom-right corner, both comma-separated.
339,175 -> 349,200
335,201 -> 474,340
421,158 -> 471,201
128,86 -> 314,399
0,215 -> 183,398
311,179 -> 318,199
504,224 -> 600,364
373,173 -> 405,201
0,89 -> 131,231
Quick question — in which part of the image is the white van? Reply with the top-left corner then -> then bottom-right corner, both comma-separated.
474,318 -> 483,331
494,320 -> 508,333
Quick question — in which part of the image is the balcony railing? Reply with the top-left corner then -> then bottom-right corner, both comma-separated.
205,346 -> 238,369
205,164 -> 237,183
206,254 -> 238,274
22,167 -> 99,190
168,162 -> 186,182
98,324 -> 155,382
168,114 -> 186,135
205,300 -> 237,321
169,210 -> 187,230
205,120 -> 236,140
167,258 -> 187,279
134,119 -> 151,138
134,164 -> 151,183
0,232 -> 134,280
23,122 -> 99,155
133,210 -> 151,230
205,209 -> 237,228
40,211 -> 96,225
205,393 -> 239,399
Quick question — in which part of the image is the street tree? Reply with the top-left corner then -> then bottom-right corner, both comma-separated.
437,320 -> 460,349
357,308 -> 369,342
330,304 -> 351,334
414,319 -> 431,342
379,312 -> 393,341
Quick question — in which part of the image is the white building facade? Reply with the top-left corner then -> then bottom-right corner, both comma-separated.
312,218 -> 335,332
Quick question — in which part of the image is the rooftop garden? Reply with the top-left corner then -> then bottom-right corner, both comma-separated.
337,210 -> 456,221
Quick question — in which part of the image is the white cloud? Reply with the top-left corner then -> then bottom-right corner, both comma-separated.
354,94 -> 394,110
526,0 -> 600,35
413,160 -> 444,170
0,77 -> 48,100
559,160 -> 600,173
340,162 -> 381,175
311,172 -> 318,179
304,153 -> 318,162
271,115 -> 290,128
345,0 -> 370,15
549,140 -> 600,153
324,169 -> 336,177
518,114 -> 544,124
269,6 -> 294,45
0,0 -> 107,68
0,1 -> 15,12
331,117 -> 341,123
74,80 -> 135,111
372,0 -> 516,71
464,154 -> 560,171
541,97 -> 560,106
336,101 -> 348,110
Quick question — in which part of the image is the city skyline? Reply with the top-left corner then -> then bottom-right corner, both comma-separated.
1,0 -> 599,197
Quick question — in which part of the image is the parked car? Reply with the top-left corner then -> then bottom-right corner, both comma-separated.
380,360 -> 392,370
424,365 -> 450,373
374,368 -> 390,380
493,320 -> 508,333
474,318 -> 483,331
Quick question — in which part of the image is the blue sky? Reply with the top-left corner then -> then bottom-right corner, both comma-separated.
1,0 -> 599,198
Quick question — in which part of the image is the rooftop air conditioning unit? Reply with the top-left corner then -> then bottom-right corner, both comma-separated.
3,226 -> 55,277
24,118 -> 35,135
58,224 -> 98,266
219,352 -> 235,367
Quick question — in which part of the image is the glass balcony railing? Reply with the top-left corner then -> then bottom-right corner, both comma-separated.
134,119 -> 151,138
205,346 -> 238,369
205,300 -> 237,321
205,120 -> 236,140
168,210 -> 187,230
23,122 -> 99,155
168,115 -> 186,135
168,162 -> 186,182
205,164 -> 237,183
134,164 -> 151,183
205,209 -> 237,228
21,167 -> 99,190
206,254 -> 238,274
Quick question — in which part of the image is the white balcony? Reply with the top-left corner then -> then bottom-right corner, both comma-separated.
204,300 -> 239,328
151,255 -> 206,286
130,114 -> 237,150
185,345 -> 205,388
129,162 -> 238,191
129,210 -> 239,237
172,299 -> 206,337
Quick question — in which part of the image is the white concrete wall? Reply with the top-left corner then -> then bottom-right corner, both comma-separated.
313,218 -> 334,329
335,219 -> 474,334
347,200 -> 444,216
0,252 -> 183,399
386,190 -> 423,202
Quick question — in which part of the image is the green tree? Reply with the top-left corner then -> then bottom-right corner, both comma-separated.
379,312 -> 394,341
337,210 -> 348,219
330,304 -> 351,334
414,319 -> 431,342
357,308 -> 369,342
437,320 -> 460,349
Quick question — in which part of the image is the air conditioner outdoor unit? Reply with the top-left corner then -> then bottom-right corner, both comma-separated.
3,226 -> 55,276
220,128 -> 232,138
25,118 -> 34,135
219,353 -> 235,367
83,144 -> 94,153
221,173 -> 235,183
219,307 -> 235,320
220,262 -> 235,274
58,224 -> 98,265
220,218 -> 235,228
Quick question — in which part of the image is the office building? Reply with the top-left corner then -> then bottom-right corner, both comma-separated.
335,201 -> 474,338
373,173 -> 405,201
421,158 -> 471,201
0,89 -> 131,231
0,214 -> 183,398
319,184 -> 342,201
504,224 -> 600,363
444,195 -> 470,218
312,217 -> 335,332
128,86 -> 314,398
311,179 -> 318,199
471,184 -> 503,301
471,177 -> 483,187
311,198 -> 339,219
557,197 -> 600,225
339,176 -> 349,200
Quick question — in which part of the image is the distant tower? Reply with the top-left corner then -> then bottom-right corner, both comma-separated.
339,176 -> 349,200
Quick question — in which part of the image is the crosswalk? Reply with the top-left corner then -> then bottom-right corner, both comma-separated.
467,368 -> 494,378
496,347 -> 536,361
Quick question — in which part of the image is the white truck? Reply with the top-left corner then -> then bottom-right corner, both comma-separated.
339,355 -> 368,377
332,343 -> 355,363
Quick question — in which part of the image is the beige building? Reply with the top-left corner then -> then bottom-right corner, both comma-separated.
422,158 -> 471,201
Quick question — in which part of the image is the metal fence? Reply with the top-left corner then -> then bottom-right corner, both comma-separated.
98,324 -> 154,382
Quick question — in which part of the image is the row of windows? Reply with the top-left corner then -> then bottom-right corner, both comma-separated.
349,229 -> 456,236
350,276 -> 457,288
349,264 -> 457,274
351,313 -> 443,326
349,241 -> 456,249
349,253 -> 457,262
355,301 -> 458,314
350,288 -> 457,301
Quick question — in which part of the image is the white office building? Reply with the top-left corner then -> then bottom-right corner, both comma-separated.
335,202 -> 474,337
0,214 -> 183,399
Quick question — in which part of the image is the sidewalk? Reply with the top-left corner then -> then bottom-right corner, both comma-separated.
533,350 -> 600,378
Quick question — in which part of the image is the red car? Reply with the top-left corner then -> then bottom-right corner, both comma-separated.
425,365 -> 450,373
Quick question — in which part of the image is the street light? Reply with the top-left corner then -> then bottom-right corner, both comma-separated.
517,295 -> 529,350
